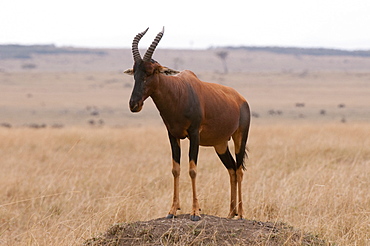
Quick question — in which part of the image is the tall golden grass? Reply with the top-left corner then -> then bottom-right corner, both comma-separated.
0,123 -> 369,245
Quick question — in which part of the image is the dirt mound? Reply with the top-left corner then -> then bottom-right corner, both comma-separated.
84,214 -> 325,245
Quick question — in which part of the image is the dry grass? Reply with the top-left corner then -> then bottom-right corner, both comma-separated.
1,49 -> 369,244
0,123 -> 369,245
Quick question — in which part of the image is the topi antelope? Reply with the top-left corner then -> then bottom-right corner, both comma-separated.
124,27 -> 251,221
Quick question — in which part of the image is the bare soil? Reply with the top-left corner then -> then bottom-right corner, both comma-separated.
84,214 -> 326,246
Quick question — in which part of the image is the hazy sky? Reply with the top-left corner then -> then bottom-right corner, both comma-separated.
1,0 -> 370,50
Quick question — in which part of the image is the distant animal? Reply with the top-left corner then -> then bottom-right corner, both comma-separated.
124,28 -> 251,221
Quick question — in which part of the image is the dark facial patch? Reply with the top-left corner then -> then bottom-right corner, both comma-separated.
133,61 -> 146,83
129,61 -> 148,111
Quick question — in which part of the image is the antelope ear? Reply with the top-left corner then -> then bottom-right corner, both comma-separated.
159,66 -> 180,75
123,68 -> 134,75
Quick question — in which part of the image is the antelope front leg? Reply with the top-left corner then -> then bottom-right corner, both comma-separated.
167,133 -> 181,219
189,160 -> 200,221
188,129 -> 201,221
167,160 -> 180,218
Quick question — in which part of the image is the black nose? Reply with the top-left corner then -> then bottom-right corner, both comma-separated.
129,99 -> 142,112
129,101 -> 137,111
130,104 -> 139,112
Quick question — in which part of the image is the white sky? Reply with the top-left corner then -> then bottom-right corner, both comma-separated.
1,0 -> 370,50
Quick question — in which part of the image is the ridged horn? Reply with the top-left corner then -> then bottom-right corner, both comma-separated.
143,27 -> 164,62
132,28 -> 149,62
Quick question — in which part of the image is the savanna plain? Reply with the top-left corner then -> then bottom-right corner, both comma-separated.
0,47 -> 369,245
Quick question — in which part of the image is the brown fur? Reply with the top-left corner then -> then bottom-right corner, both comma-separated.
126,31 -> 250,220
126,60 -> 250,220
144,68 -> 247,145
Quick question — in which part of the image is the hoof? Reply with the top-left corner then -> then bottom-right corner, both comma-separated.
166,214 -> 175,219
190,215 -> 201,221
227,215 -> 237,219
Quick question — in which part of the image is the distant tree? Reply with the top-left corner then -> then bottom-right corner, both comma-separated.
215,51 -> 229,74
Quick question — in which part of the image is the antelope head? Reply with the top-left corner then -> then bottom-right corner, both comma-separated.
124,27 -> 179,112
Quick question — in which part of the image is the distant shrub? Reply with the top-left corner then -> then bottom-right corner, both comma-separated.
22,63 -> 37,69
0,123 -> 12,128
268,110 -> 283,116
51,124 -> 64,128
252,112 -> 260,118
28,123 -> 46,129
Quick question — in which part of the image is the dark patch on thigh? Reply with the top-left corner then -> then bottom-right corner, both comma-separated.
217,148 -> 236,170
